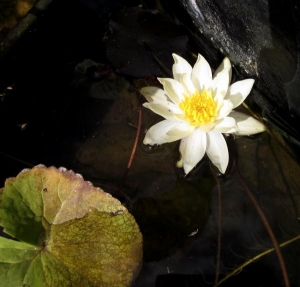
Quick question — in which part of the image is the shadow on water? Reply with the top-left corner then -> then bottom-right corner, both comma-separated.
0,0 -> 300,286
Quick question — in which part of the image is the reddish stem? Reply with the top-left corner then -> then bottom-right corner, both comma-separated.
117,95 -> 143,193
236,168 -> 290,287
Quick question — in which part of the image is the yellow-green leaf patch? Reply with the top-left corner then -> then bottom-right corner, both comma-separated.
0,165 -> 142,287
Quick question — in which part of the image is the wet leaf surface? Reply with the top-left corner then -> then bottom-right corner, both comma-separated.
0,165 -> 142,287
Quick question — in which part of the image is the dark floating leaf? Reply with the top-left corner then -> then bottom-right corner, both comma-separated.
131,178 -> 212,261
72,59 -> 130,100
104,7 -> 189,77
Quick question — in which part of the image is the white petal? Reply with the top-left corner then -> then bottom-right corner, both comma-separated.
198,122 -> 216,132
166,122 -> 195,140
212,67 -> 230,98
191,54 -> 212,92
178,129 -> 207,175
214,57 -> 232,83
214,117 -> 237,133
230,111 -> 266,135
140,86 -> 168,103
143,120 -> 193,145
206,131 -> 229,174
216,100 -> 233,119
224,79 -> 255,109
172,54 -> 193,82
158,78 -> 185,104
180,73 -> 196,95
214,93 -> 224,111
143,100 -> 183,120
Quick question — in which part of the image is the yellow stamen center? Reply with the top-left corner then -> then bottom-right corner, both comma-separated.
179,90 -> 217,127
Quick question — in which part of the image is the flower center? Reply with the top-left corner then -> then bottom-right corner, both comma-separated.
179,89 -> 217,126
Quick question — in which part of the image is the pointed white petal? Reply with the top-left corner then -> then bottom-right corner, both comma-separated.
230,111 -> 266,135
212,67 -> 230,98
143,120 -> 193,145
214,117 -> 237,133
140,86 -> 168,103
180,73 -> 196,95
172,54 -> 193,82
144,120 -> 180,145
143,100 -> 183,120
158,78 -> 185,104
224,79 -> 255,109
216,100 -> 233,119
214,57 -> 232,83
178,129 -> 207,174
166,122 -> 195,142
206,131 -> 229,174
191,54 -> 212,92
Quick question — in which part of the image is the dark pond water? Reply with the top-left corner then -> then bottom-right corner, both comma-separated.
0,0 -> 300,286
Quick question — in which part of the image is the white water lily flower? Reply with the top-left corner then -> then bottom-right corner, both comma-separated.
140,53 -> 266,175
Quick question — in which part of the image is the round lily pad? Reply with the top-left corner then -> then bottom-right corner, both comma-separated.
0,165 -> 142,287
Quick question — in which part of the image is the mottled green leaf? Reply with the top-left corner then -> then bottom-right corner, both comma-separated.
0,237 -> 41,286
0,165 -> 142,287
48,210 -> 142,287
0,169 -> 44,245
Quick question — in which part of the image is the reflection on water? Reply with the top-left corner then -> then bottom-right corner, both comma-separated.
73,86 -> 300,287
0,1 -> 300,286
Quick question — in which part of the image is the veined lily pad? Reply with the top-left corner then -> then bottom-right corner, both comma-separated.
0,165 -> 142,287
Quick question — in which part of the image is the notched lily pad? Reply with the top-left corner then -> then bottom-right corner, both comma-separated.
0,165 -> 142,287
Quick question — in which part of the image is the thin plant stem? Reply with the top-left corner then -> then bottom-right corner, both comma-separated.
117,95 -> 142,193
0,151 -> 34,167
235,168 -> 290,287
214,235 -> 300,287
211,170 -> 222,284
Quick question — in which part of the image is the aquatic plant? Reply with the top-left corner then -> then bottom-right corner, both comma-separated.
140,53 -> 266,175
0,165 -> 142,287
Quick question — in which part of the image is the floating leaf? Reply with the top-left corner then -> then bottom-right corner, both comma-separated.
104,7 -> 189,78
0,165 -> 142,287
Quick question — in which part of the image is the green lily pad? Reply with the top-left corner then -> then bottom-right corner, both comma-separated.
0,165 -> 142,287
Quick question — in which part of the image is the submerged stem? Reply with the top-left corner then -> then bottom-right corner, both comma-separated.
0,151 -> 34,167
214,235 -> 300,287
211,170 -> 222,284
117,94 -> 142,193
235,168 -> 290,287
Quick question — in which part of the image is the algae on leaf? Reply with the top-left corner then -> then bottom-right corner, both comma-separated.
0,165 -> 142,287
